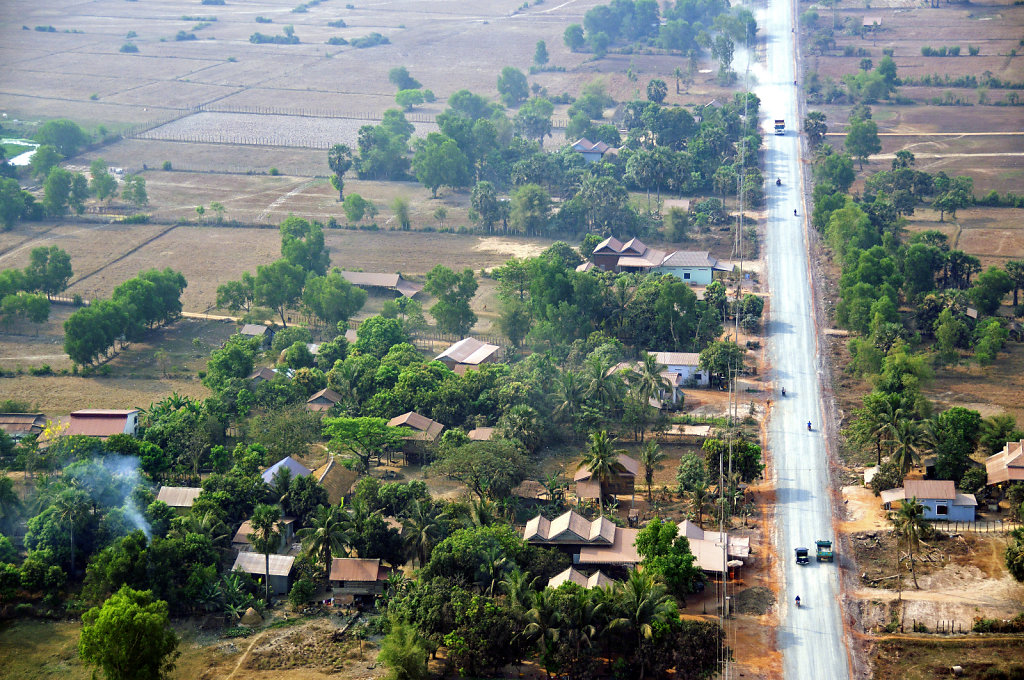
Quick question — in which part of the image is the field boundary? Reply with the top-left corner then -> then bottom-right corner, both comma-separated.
67,224 -> 179,288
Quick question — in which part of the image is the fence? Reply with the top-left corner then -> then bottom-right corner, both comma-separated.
930,519 -> 1022,534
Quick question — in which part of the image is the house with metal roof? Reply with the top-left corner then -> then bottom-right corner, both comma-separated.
575,527 -> 641,567
306,388 -> 343,413
435,337 -> 501,373
232,517 -> 296,553
571,138 -> 612,163
156,486 -> 202,513
652,351 -> 710,387
986,439 -> 1024,486
879,480 -> 977,521
524,510 -> 616,546
55,410 -> 139,440
653,250 -> 729,285
0,413 -> 46,440
231,552 -> 295,596
248,366 -> 278,385
547,566 -> 613,590
337,271 -> 423,298
261,456 -> 312,485
329,557 -> 388,596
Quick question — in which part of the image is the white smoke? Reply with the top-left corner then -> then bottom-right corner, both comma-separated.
102,455 -> 153,540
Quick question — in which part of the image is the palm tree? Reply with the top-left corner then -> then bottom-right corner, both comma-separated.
248,503 -> 283,602
54,488 -> 87,575
463,497 -> 497,528
172,510 -> 230,546
580,430 -> 625,514
402,500 -> 441,567
541,471 -> 567,509
525,588 -> 562,674
0,474 -> 21,534
500,566 -> 538,614
583,354 -> 623,416
689,484 -> 712,528
561,587 -> 603,680
269,467 -> 293,504
554,370 -> 586,439
476,544 -> 510,596
297,503 -> 352,589
979,413 -> 1020,455
607,570 -> 677,680
891,497 -> 925,589
638,441 -> 667,501
891,419 -> 923,475
848,395 -> 901,465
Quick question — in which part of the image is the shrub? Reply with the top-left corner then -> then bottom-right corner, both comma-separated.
162,161 -> 172,171
288,579 -> 315,607
350,32 -> 389,48
268,167 -> 279,175
201,0 -> 226,5
327,18 -> 347,27
969,45 -> 980,56
35,25 -> 57,32
119,214 -> 150,224
175,30 -> 197,41
883,48 -> 894,56
327,36 -> 347,45
255,16 -> 272,23
120,42 -> 139,53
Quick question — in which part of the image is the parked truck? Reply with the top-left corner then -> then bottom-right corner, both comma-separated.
815,539 -> 834,562
774,119 -> 785,135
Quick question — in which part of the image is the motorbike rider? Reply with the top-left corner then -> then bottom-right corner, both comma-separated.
807,421 -> 812,431
795,595 -> 801,607
776,177 -> 782,186
781,387 -> 786,396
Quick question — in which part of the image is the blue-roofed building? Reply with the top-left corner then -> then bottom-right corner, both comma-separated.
261,456 -> 312,485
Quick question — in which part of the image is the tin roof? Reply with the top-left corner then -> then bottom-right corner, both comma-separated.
659,251 -> 726,269
903,480 -> 956,500
573,454 -> 639,481
156,486 -> 202,508
330,557 -> 386,582
576,527 -> 641,565
388,412 -> 444,441
435,337 -> 500,365
548,567 -> 613,590
261,456 -> 312,484
986,440 -> 1024,485
653,351 -> 702,367
524,510 -> 615,544
232,552 -> 295,577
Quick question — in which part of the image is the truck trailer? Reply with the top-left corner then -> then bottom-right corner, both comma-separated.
774,119 -> 785,135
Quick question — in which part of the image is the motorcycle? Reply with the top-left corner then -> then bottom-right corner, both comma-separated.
807,421 -> 812,431
794,209 -> 798,216
781,387 -> 786,397
776,178 -> 782,186
795,596 -> 801,608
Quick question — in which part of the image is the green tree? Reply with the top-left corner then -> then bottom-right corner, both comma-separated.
698,340 -> 746,387
514,97 -> 554,148
608,570 -> 678,679
248,504 -> 282,601
0,178 -> 26,230
534,40 -> 549,66
30,145 -> 62,180
79,585 -> 179,680
324,417 -> 405,471
470,181 -> 503,232
280,216 -> 329,275
37,118 -> 89,156
634,517 -> 701,599
216,273 -> 255,313
390,196 -> 411,230
89,159 -> 117,201
646,79 -> 668,103
302,270 -> 367,328
354,315 -> 408,358
327,144 -> 354,200
430,440 -> 532,501
121,174 -> 148,207
509,183 -> 550,236
388,66 -> 421,90
890,497 -> 925,589
25,245 -> 73,298
1006,528 -> 1024,582
43,167 -> 74,216
412,133 -> 470,198
1004,260 -> 1024,307
638,441 -> 667,501
564,24 -> 585,51
497,67 -> 529,107
379,621 -> 430,680
342,193 -> 375,224
845,116 -> 882,169
979,413 -> 1024,456
676,452 -> 708,494
254,259 -> 305,326
424,265 -> 478,335
969,266 -> 1012,315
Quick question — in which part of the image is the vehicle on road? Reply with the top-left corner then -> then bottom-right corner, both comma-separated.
776,177 -> 782,186
774,118 -> 785,135
795,595 -> 801,607
807,421 -> 812,430
795,547 -> 810,565
816,540 -> 834,562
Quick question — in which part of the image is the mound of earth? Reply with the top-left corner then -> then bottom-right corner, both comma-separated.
734,586 -> 775,615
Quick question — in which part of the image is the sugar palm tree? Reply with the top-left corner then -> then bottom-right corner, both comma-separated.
689,484 -> 712,529
248,503 -> 283,602
402,500 -> 441,567
890,497 -> 925,589
638,441 -> 667,502
554,369 -> 586,439
54,488 -> 88,575
891,419 -> 923,475
297,503 -> 352,589
580,430 -> 625,514
607,570 -> 676,680
583,354 -> 623,416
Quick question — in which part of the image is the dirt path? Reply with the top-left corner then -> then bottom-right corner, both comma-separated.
224,631 -> 267,680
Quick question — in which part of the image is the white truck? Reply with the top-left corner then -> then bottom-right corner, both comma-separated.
774,119 -> 785,135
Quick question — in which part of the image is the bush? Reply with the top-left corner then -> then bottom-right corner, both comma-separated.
327,18 -> 347,27
268,167 -> 280,175
175,30 -> 197,41
120,42 -> 139,53
162,161 -> 172,171
118,214 -> 150,224
327,36 -> 347,45
255,16 -> 272,23
35,25 -> 57,32
201,0 -> 226,5
350,32 -> 389,48
288,578 -> 315,607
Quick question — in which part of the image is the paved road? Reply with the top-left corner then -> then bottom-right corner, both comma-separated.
752,0 -> 851,678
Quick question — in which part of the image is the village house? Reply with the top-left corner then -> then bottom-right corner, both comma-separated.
676,520 -> 750,574
575,527 -> 641,568
467,426 -> 496,442
985,439 -> 1024,487
306,388 -> 343,413
652,251 -> 727,285
247,367 -> 278,386
547,566 -> 613,590
329,557 -> 388,597
652,351 -> 710,387
337,271 -> 423,298
63,409 -> 140,439
0,413 -> 46,441
880,479 -> 977,522
388,411 -> 443,461
240,324 -> 271,347
435,337 -> 501,373
231,552 -> 295,596
261,456 -> 312,485
587,236 -> 727,283
524,510 -> 616,548
574,454 -> 639,501
155,486 -> 202,514
312,456 -> 359,506
232,517 -> 296,553
571,138 -> 612,163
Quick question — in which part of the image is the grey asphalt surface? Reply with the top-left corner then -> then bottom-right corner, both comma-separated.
753,1 -> 852,677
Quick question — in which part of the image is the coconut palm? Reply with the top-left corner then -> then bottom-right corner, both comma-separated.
583,354 -> 623,416
54,488 -> 88,575
689,484 -> 712,529
891,419 -> 923,475
269,467 -> 293,504
248,503 -> 283,602
636,353 -> 670,406
890,497 -> 925,589
638,441 -> 667,501
402,500 -> 441,567
541,471 -> 567,509
607,570 -> 677,680
499,566 -> 538,613
848,394 -> 901,465
297,503 -> 352,589
525,588 -> 562,672
172,509 -> 230,546
476,544 -> 510,596
554,369 -> 586,439
580,430 -> 626,513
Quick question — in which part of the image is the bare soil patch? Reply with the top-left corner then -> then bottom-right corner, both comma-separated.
871,637 -> 1024,680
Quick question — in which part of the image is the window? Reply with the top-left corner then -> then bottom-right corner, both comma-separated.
935,503 -> 948,516
683,272 -> 691,280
